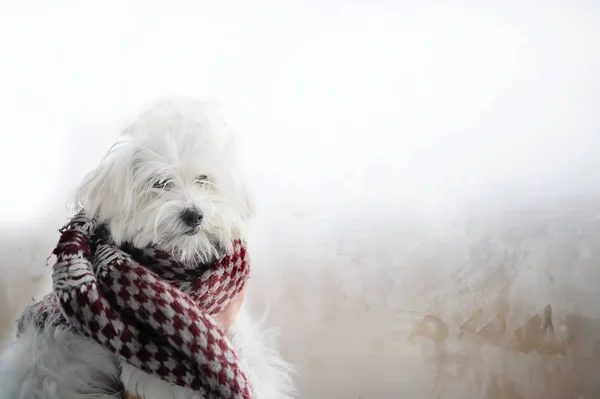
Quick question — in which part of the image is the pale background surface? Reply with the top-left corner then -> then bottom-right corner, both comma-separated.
1,1 -> 600,398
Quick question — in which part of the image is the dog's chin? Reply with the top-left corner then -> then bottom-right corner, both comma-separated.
110,219 -> 230,266
184,227 -> 201,236
153,229 -> 223,266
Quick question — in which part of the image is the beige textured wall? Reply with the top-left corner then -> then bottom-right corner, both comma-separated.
245,199 -> 600,398
0,225 -> 57,346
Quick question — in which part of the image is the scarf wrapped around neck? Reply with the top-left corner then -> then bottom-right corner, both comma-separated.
18,212 -> 252,399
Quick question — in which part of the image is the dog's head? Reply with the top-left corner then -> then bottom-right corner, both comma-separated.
73,97 -> 254,264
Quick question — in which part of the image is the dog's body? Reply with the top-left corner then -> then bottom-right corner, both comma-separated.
0,97 -> 294,399
1,305 -> 292,399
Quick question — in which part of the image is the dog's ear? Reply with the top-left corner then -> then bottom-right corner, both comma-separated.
226,166 -> 255,241
70,142 -> 136,221
235,175 -> 255,221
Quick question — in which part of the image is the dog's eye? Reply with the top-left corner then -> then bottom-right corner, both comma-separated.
195,174 -> 209,185
153,178 -> 172,190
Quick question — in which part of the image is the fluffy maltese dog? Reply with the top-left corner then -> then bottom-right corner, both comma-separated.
0,97 -> 294,399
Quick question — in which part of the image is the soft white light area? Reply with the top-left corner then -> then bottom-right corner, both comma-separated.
1,0 -> 599,397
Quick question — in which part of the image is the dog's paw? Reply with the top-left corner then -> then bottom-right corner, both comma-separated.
121,363 -> 204,399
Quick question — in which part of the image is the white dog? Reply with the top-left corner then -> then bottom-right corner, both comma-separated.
0,97 -> 295,399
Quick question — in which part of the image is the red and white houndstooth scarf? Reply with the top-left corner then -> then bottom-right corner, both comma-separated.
18,212 -> 253,399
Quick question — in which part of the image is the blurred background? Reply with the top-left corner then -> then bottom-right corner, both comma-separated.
1,1 -> 600,397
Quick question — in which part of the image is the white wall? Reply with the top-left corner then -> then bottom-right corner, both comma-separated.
1,1 -> 600,397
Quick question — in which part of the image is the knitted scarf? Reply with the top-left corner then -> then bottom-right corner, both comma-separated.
18,213 -> 253,399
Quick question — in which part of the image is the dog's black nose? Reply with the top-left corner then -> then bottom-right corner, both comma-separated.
181,208 -> 203,227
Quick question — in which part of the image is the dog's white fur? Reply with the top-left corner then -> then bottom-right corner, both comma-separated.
0,97 -> 295,399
